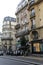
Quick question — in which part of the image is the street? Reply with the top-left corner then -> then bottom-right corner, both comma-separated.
0,57 -> 28,65
0,56 -> 43,65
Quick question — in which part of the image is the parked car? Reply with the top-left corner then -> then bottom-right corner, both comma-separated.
13,51 -> 16,55
6,50 -> 10,55
17,50 -> 20,55
6,50 -> 13,55
14,50 -> 23,56
20,50 -> 23,56
0,50 -> 3,56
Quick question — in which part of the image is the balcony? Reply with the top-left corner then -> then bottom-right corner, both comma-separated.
30,12 -> 35,19
3,24 -> 14,28
29,0 -> 43,8
15,29 -> 30,38
15,0 -> 28,15
15,24 -> 20,30
2,28 -> 10,31
31,25 -> 36,30
29,0 -> 35,7
1,37 -> 13,40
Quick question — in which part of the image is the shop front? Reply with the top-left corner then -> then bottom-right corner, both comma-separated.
31,39 -> 43,54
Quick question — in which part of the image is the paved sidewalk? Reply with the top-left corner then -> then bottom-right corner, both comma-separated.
23,56 -> 43,61
31,54 -> 43,57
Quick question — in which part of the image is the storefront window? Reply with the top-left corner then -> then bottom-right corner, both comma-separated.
33,43 -> 40,52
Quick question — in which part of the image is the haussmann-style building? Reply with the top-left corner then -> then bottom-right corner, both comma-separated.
15,0 -> 31,55
27,0 -> 43,54
2,16 -> 17,53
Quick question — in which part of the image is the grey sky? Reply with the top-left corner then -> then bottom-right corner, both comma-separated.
0,0 -> 21,32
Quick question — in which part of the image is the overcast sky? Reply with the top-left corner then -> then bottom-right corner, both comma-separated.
0,0 -> 21,32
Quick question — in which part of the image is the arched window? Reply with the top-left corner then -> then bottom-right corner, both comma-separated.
32,31 -> 38,40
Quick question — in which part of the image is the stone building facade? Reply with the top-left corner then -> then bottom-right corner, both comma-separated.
15,0 -> 29,41
28,0 -> 43,54
15,0 -> 43,54
2,16 -> 16,53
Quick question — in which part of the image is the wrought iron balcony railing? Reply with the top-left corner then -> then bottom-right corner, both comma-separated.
31,25 -> 36,30
15,24 -> 20,30
29,0 -> 43,8
1,37 -> 13,40
15,29 -> 30,38
29,0 -> 35,7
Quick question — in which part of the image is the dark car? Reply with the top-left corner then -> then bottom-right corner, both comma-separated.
6,50 -> 13,55
0,50 -> 3,56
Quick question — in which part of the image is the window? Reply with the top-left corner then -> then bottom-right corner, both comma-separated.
33,43 -> 40,52
21,17 -> 25,25
11,22 -> 14,25
3,21 -> 6,25
17,17 -> 19,23
24,17 -> 27,23
7,21 -> 9,24
31,8 -> 35,14
22,20 -> 24,24
31,18 -> 35,25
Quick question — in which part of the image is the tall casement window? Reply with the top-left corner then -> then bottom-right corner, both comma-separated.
31,19 -> 35,25
3,21 -> 7,25
31,18 -> 36,29
32,31 -> 38,40
30,8 -> 35,18
17,17 -> 19,23
31,8 -> 35,14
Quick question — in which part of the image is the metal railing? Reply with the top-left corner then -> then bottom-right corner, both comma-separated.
29,0 -> 35,7
30,12 -> 35,19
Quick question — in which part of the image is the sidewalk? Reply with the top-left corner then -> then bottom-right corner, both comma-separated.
23,55 -> 43,61
31,54 -> 43,57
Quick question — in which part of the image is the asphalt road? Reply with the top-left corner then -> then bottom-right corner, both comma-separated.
0,57 -> 29,65
0,56 -> 43,65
